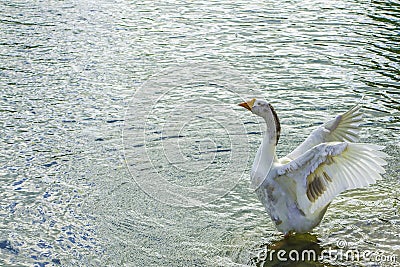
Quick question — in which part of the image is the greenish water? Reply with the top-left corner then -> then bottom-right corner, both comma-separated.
0,0 -> 399,266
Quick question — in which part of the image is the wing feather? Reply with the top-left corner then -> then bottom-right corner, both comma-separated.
344,155 -> 376,184
276,142 -> 387,214
286,104 -> 363,160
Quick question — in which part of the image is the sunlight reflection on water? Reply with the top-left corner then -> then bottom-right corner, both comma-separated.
0,0 -> 398,266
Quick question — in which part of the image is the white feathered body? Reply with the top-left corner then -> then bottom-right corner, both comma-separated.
245,101 -> 387,235
255,174 -> 329,234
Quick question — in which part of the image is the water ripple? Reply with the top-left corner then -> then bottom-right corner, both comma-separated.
0,0 -> 399,266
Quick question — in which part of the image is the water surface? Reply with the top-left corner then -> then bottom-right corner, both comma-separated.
0,0 -> 399,266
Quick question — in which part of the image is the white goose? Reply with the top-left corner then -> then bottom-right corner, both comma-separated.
239,99 -> 387,236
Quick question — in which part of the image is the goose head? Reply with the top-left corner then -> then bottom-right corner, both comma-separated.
238,98 -> 272,118
238,98 -> 281,146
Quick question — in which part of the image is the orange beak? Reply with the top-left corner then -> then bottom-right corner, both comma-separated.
238,98 -> 256,111
238,102 -> 251,110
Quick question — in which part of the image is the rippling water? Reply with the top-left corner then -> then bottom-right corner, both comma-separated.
0,0 -> 399,266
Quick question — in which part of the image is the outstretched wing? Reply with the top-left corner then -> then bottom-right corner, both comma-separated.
286,105 -> 363,160
276,142 -> 387,214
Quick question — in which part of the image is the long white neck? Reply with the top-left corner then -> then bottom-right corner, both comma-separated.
258,107 -> 280,163
261,105 -> 280,148
251,105 -> 280,188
